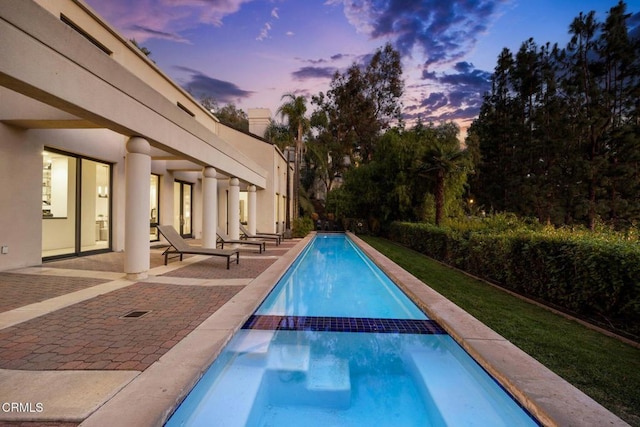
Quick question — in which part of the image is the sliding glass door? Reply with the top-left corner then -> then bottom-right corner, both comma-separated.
42,149 -> 111,259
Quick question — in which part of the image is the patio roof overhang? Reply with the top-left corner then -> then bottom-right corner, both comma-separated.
0,0 -> 267,189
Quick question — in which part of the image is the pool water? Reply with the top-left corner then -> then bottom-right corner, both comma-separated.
256,234 -> 426,319
166,234 -> 538,426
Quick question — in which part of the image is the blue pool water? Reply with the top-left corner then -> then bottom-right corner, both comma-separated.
256,234 -> 426,319
166,234 -> 538,426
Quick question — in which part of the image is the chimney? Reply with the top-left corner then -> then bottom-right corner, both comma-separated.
248,108 -> 271,138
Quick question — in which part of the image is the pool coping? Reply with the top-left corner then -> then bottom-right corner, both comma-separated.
350,232 -> 629,427
80,231 -> 628,427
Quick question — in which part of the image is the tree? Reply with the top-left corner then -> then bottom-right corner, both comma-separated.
199,97 -> 249,132
216,104 -> 249,132
264,120 -> 292,152
416,123 -> 469,226
469,1 -> 640,230
565,10 -> 606,230
331,122 -> 472,230
305,108 -> 352,200
468,48 -> 518,213
130,39 -> 152,58
312,43 -> 403,164
277,93 -> 309,219
200,95 -> 218,113
597,1 -> 640,226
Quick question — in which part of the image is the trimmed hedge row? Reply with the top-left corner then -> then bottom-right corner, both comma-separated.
388,221 -> 640,338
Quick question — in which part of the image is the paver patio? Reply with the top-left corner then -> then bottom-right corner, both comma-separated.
0,239 -> 300,425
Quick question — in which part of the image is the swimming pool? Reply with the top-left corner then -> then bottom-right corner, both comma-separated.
256,234 -> 426,319
166,234 -> 538,426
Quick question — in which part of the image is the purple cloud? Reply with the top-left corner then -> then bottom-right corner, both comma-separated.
438,62 -> 492,88
174,66 -> 254,103
420,92 -> 448,110
333,0 -> 507,72
292,66 -> 338,81
297,53 -> 354,65
85,0 -> 254,42
407,62 -> 490,124
129,24 -> 189,43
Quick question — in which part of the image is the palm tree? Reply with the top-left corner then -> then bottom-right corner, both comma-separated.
418,140 -> 468,226
277,93 -> 309,221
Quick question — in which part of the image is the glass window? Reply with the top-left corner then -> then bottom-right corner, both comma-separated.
42,151 -> 72,219
174,181 -> 193,237
150,174 -> 160,241
239,191 -> 248,224
42,150 -> 76,257
183,184 -> 192,236
81,158 -> 110,252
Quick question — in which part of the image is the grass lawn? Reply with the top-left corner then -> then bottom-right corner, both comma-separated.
362,236 -> 640,427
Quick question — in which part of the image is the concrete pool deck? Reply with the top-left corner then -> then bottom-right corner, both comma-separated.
0,233 -> 629,426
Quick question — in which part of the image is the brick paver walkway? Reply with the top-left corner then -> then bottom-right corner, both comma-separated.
0,241 -> 301,369
0,282 -> 242,371
0,274 -> 109,313
44,251 -> 167,272
161,255 -> 278,279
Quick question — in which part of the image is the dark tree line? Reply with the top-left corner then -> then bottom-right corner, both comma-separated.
468,1 -> 640,229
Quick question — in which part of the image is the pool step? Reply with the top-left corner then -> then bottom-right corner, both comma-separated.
407,350 -> 525,426
306,355 -> 351,409
265,353 -> 352,409
227,329 -> 274,366
267,343 -> 310,372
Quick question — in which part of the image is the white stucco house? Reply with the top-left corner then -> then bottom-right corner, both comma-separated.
0,0 -> 293,278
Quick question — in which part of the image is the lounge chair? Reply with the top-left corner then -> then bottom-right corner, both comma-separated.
217,227 -> 266,253
259,227 -> 284,239
239,223 -> 280,245
157,225 -> 239,269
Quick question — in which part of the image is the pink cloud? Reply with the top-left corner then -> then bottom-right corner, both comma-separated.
86,0 -> 254,42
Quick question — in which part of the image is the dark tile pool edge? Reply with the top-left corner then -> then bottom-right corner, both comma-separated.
243,315 -> 447,334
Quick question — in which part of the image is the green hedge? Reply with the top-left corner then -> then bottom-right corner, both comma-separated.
388,221 -> 640,338
292,216 -> 314,237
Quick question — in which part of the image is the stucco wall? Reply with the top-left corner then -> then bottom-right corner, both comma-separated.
218,125 -> 291,233
0,124 -> 43,270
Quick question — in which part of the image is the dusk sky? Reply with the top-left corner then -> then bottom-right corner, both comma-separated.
84,0 -> 640,135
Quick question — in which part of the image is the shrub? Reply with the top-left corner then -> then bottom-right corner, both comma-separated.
292,217 -> 314,237
388,220 -> 640,339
